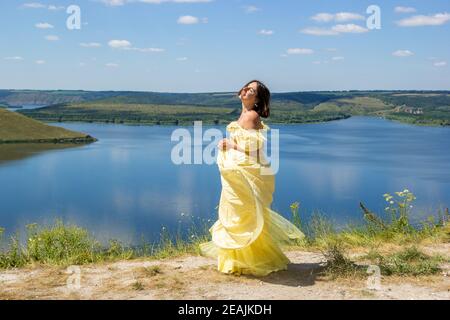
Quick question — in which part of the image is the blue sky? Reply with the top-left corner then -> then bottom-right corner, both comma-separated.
0,0 -> 449,92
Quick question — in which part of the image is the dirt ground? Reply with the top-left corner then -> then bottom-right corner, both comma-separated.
0,244 -> 449,300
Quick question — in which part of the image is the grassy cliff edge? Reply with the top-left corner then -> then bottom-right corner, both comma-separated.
0,108 -> 96,144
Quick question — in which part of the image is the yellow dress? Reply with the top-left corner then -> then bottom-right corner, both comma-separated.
199,120 -> 305,276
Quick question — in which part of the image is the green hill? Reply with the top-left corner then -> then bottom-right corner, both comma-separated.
2,89 -> 448,127
0,108 -> 96,144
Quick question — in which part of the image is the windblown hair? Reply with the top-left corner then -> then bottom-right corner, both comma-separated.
238,80 -> 271,118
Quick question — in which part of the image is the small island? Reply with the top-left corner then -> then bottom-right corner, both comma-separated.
0,108 -> 96,144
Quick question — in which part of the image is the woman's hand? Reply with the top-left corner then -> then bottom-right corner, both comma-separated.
218,138 -> 247,153
218,138 -> 235,151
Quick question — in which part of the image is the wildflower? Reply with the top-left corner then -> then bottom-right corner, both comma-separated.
390,201 -> 394,204
180,212 -> 185,217
385,207 -> 390,210
403,189 -> 409,193
290,202 -> 300,210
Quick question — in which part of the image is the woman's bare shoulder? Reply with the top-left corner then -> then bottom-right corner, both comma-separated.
239,111 -> 262,130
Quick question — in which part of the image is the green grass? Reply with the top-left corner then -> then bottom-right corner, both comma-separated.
0,189 -> 448,274
382,112 -> 450,127
320,241 -> 367,279
318,243 -> 446,279
313,97 -> 392,115
131,281 -> 145,291
362,246 -> 445,276
0,217 -> 212,269
142,265 -> 163,277
0,108 -> 96,143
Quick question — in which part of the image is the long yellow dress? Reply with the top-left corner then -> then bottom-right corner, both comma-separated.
199,120 -> 305,276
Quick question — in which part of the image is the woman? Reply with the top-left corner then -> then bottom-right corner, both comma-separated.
199,80 -> 305,277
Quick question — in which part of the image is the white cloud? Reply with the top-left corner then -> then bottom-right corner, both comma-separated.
35,60 -> 46,64
45,35 -> 59,41
141,0 -> 212,2
396,13 -> 450,27
102,0 -> 127,5
108,39 -> 164,53
48,5 -> 65,10
176,57 -> 188,61
171,0 -> 212,2
35,22 -> 54,29
106,63 -> 119,68
301,27 -> 339,36
177,15 -> 200,24
23,3 -> 65,10
392,50 -> 414,57
80,42 -> 102,48
244,5 -> 260,13
258,29 -> 274,36
22,2 -> 46,8
394,6 -> 416,14
108,39 -> 132,48
311,12 -> 365,23
313,57 -> 343,64
4,56 -> 24,61
311,13 -> 334,23
287,48 -> 314,55
335,12 -> 365,22
127,47 -> 165,52
331,24 -> 368,33
103,0 -> 212,5
301,24 -> 368,36
433,61 -> 447,67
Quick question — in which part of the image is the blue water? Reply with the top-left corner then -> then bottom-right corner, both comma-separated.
7,104 -> 46,112
0,116 -> 449,244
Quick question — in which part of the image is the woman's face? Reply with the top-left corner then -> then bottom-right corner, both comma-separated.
239,81 -> 258,105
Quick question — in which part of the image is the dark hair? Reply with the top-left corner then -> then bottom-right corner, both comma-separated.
238,79 -> 271,118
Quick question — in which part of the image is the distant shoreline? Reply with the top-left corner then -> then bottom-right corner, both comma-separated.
0,136 -> 97,144
35,114 -> 450,129
38,114 -> 351,126
4,89 -> 448,129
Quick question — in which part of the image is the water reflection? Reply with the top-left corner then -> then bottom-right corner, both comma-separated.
0,117 -> 449,245
0,143 -> 86,165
